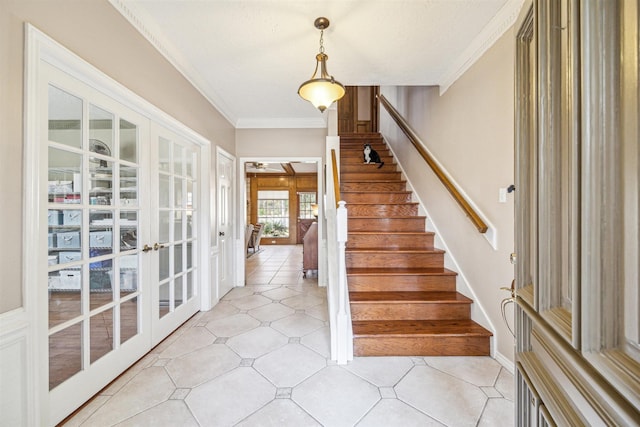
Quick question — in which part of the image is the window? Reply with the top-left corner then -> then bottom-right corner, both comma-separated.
257,190 -> 289,237
298,192 -> 317,219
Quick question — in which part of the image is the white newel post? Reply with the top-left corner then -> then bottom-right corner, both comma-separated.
336,200 -> 350,364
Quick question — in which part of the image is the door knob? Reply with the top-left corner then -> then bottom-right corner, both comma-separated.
142,244 -> 152,253
219,231 -> 225,236
510,253 -> 517,264
153,242 -> 166,251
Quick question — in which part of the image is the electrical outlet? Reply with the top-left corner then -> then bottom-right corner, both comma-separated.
499,188 -> 507,203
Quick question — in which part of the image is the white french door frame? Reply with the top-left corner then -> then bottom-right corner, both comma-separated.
22,25 -> 211,426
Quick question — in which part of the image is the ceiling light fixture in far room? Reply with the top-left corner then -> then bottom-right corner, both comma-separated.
297,17 -> 346,113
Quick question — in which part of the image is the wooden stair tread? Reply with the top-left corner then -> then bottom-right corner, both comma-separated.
350,291 -> 472,303
346,248 -> 445,254
342,180 -> 406,183
347,231 -> 435,240
340,133 -> 383,137
347,267 -> 456,276
346,215 -> 425,220
342,191 -> 411,194
352,319 -> 493,337
346,202 -> 419,206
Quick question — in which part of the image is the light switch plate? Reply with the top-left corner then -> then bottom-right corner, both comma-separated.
499,188 -> 507,203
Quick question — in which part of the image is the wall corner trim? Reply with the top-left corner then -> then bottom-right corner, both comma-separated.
438,0 -> 525,95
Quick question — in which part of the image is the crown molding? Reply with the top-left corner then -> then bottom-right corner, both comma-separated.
236,117 -> 328,129
109,0 -> 238,127
438,0 -> 525,95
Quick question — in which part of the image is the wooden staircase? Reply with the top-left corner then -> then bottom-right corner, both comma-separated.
340,133 -> 492,356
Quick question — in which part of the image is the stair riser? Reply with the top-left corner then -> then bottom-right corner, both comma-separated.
342,172 -> 401,181
340,143 -> 387,150
347,275 -> 456,292
348,217 -> 425,232
341,182 -> 407,192
341,157 -> 391,165
341,150 -> 389,158
347,233 -> 434,249
342,192 -> 412,203
347,204 -> 418,217
350,303 -> 470,321
341,156 -> 393,165
353,336 -> 490,356
340,164 -> 396,172
340,134 -> 383,141
346,252 -> 444,268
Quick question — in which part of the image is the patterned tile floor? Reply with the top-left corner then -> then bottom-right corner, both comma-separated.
64,245 -> 514,426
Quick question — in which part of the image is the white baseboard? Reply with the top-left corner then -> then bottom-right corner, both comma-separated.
494,350 -> 515,374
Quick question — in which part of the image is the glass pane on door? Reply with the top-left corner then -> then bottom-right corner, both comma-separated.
49,323 -> 82,390
48,85 -> 82,149
89,104 -> 114,156
120,296 -> 138,344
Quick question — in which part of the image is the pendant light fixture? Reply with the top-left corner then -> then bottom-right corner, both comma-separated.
298,17 -> 345,112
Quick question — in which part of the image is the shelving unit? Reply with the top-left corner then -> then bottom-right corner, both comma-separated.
47,160 -> 139,293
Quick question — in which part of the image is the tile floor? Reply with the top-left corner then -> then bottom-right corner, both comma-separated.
64,245 -> 515,427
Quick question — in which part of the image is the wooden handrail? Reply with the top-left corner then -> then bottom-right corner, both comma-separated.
331,149 -> 341,207
378,94 -> 488,233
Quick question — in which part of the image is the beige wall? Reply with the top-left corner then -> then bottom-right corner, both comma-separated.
236,128 -> 326,158
380,27 -> 516,363
0,0 -> 235,313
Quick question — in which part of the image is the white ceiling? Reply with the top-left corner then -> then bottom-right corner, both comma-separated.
111,0 -> 523,129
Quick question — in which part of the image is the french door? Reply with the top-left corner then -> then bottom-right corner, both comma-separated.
150,126 -> 201,343
42,62 -> 151,424
40,62 -> 202,424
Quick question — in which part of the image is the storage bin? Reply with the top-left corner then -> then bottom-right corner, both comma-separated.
120,254 -> 138,269
58,251 -> 81,264
48,255 -> 58,266
63,210 -> 82,225
90,230 -> 112,248
48,180 -> 73,194
48,210 -> 62,225
56,231 -> 80,249
48,274 -> 62,289
59,270 -> 81,289
120,270 -> 137,290
64,194 -> 81,204
48,233 -> 56,248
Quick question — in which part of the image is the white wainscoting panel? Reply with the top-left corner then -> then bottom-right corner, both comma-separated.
0,316 -> 32,426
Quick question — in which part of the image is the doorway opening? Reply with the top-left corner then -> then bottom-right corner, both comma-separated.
239,158 -> 323,287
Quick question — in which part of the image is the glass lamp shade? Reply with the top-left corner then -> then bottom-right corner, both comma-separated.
298,52 -> 345,112
298,79 -> 346,112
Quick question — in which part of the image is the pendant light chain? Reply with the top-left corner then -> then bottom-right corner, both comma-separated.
298,17 -> 345,112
